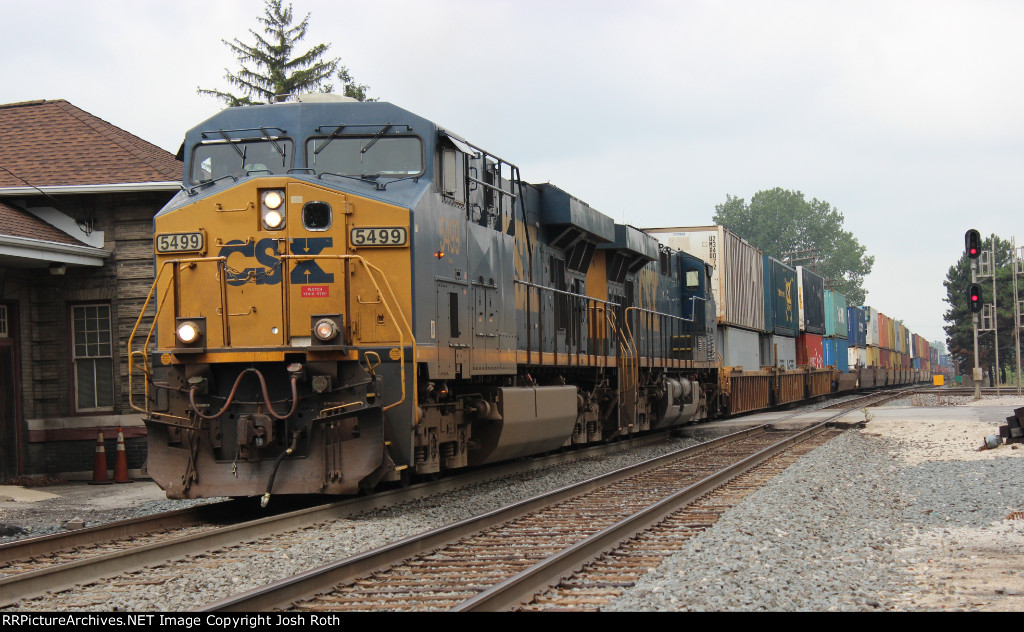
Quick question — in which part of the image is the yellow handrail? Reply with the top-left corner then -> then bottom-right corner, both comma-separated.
128,257 -> 226,419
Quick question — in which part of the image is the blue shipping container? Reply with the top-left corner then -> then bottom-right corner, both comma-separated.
846,306 -> 866,348
823,337 -> 850,372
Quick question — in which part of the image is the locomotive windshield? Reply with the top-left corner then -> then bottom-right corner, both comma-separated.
190,138 -> 293,183
306,136 -> 422,178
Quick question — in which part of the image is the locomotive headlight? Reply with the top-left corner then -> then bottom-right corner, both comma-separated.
176,321 -> 202,344
313,318 -> 338,342
263,210 -> 284,229
263,190 -> 284,210
261,189 -> 286,230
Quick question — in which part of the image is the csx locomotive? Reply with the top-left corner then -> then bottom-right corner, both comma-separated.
129,95 -> 865,502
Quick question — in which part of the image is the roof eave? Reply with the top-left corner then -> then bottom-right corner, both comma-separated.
0,181 -> 181,196
0,235 -> 110,266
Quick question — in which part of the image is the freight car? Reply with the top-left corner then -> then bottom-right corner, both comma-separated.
128,95 -> 933,502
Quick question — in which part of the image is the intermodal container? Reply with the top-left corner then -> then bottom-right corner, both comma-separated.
796,332 -> 824,368
718,326 -> 763,371
877,313 -> 890,350
824,290 -> 848,339
848,345 -> 868,370
867,345 -> 881,367
796,266 -> 825,335
646,226 -> 765,331
761,255 -> 798,336
761,333 -> 797,370
847,306 -> 866,347
823,337 -> 850,372
880,348 -> 891,368
863,306 -> 880,346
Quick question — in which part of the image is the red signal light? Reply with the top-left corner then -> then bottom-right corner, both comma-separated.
965,229 -> 981,260
968,284 -> 983,313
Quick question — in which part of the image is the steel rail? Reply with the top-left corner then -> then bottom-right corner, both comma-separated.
0,501 -> 240,566
452,419 -> 833,611
198,422 -> 799,612
0,431 -> 675,608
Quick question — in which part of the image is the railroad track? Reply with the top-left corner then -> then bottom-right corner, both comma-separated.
202,408 -> 851,612
0,431 -> 676,610
0,389 -> 908,611
821,386 -> 924,410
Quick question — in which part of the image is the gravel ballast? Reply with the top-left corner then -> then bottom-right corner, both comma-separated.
2,395 -> 1024,611
610,396 -> 1024,612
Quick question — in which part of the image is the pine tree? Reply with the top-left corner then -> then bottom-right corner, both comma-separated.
198,0 -> 373,105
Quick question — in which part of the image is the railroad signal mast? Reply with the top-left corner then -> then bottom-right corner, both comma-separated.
965,229 -> 983,400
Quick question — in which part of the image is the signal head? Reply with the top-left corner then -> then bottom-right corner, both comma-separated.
965,229 -> 981,259
968,283 -> 983,313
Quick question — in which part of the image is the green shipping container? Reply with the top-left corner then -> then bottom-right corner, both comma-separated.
824,290 -> 848,339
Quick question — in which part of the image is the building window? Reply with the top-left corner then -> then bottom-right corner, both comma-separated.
72,304 -> 114,411
0,305 -> 7,338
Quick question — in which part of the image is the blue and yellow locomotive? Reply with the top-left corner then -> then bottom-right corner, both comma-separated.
130,95 -> 717,501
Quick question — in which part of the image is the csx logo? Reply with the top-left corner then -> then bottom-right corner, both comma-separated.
219,237 -> 334,286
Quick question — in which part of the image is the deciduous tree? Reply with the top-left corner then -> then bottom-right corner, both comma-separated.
713,188 -> 874,304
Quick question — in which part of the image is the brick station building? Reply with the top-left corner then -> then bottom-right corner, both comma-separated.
0,99 -> 181,480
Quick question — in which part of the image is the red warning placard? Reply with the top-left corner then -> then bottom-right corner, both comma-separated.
301,285 -> 330,298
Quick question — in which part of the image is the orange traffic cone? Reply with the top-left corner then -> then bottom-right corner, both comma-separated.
113,428 -> 133,484
89,431 -> 112,485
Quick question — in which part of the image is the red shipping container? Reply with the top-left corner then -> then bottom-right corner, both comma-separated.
796,332 -> 824,368
880,348 -> 890,368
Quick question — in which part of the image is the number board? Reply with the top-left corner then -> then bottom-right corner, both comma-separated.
156,231 -> 206,254
350,227 -> 408,247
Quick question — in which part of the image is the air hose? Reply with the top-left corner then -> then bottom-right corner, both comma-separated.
261,431 -> 302,508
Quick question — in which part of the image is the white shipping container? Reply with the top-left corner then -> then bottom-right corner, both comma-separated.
646,225 -> 765,331
717,326 -> 763,371
863,306 -> 880,346
762,334 -> 797,371
847,346 -> 868,370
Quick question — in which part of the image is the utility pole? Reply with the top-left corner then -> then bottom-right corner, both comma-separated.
782,248 -> 819,272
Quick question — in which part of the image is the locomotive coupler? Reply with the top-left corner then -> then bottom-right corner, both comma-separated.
237,413 -> 274,461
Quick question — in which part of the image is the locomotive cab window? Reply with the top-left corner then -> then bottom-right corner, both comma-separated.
685,269 -> 700,289
306,136 -> 423,178
439,146 -> 466,205
190,138 -> 293,183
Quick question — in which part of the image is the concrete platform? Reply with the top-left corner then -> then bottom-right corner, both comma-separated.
0,480 -> 167,506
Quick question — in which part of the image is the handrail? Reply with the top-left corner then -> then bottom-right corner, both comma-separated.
127,253 -> 415,418
281,254 -> 415,412
128,257 -> 227,420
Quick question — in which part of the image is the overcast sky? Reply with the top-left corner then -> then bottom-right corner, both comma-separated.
4,0 -> 1022,345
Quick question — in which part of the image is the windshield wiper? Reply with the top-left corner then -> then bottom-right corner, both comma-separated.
218,130 -> 245,159
258,127 -> 286,162
360,124 -> 393,154
313,124 -> 346,156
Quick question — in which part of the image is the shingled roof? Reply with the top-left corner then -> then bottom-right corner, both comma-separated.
0,99 -> 181,188
0,200 -> 88,246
